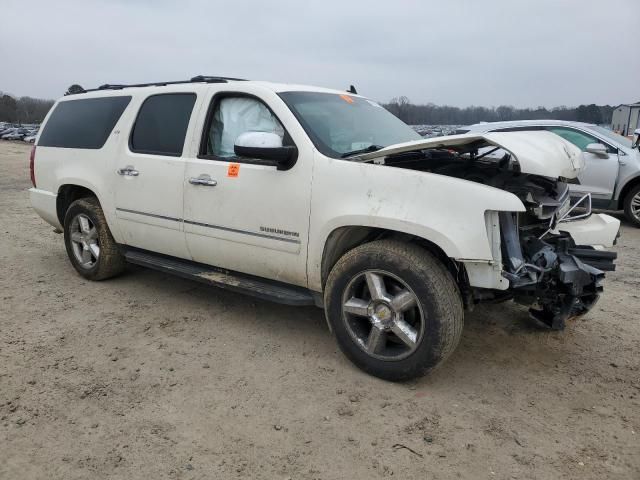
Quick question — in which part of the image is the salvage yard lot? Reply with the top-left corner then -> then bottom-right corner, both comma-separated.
1,141 -> 638,479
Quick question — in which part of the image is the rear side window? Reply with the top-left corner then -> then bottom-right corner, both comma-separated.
130,93 -> 196,156
38,96 -> 131,149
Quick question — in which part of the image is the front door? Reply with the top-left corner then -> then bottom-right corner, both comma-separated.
114,92 -> 198,259
545,127 -> 619,204
182,92 -> 313,287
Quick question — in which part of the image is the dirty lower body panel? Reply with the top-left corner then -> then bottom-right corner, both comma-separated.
123,247 -> 316,306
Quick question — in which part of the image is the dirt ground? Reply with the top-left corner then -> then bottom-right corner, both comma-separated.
1,140 -> 638,480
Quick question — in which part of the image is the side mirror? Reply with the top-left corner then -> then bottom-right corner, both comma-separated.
585,143 -> 608,157
234,131 -> 298,170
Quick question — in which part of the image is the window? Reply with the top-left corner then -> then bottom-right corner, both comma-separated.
279,91 -> 421,159
591,125 -> 631,148
202,96 -> 286,158
130,93 -> 196,156
38,96 -> 131,149
545,127 -> 604,152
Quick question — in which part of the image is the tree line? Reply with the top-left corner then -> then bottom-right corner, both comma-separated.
0,92 -> 55,124
383,96 -> 615,125
0,88 -> 617,127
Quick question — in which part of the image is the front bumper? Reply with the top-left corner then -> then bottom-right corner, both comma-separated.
522,234 -> 616,329
500,212 -> 619,330
551,213 -> 620,248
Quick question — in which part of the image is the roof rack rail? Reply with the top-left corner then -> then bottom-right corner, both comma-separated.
190,75 -> 247,83
76,75 -> 247,94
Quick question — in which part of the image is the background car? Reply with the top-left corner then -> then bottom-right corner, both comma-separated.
459,120 -> 640,226
2,127 -> 32,139
0,126 -> 17,136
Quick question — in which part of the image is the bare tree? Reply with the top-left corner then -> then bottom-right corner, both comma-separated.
0,93 -> 54,123
0,94 -> 18,123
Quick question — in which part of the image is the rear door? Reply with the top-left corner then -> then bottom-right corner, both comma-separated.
544,127 -> 619,203
114,92 -> 198,259
182,90 -> 313,287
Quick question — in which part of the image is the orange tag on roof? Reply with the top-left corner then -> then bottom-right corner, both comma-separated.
339,94 -> 355,104
227,163 -> 240,177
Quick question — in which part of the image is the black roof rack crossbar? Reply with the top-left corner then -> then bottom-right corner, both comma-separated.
77,75 -> 247,94
190,75 -> 247,83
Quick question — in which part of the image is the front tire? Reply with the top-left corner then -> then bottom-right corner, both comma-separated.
324,240 -> 464,381
63,197 -> 126,280
623,184 -> 640,228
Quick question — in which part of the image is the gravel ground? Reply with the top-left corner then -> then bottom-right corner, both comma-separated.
1,141 -> 638,479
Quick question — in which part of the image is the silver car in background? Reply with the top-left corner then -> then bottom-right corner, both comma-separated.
460,120 -> 640,227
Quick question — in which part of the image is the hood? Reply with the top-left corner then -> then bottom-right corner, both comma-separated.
356,131 -> 584,179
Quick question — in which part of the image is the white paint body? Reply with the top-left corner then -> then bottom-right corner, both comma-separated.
29,81 -> 619,294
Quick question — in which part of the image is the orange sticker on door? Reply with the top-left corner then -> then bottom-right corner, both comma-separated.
227,163 -> 240,177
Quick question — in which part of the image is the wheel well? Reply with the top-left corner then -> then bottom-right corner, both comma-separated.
618,177 -> 640,210
320,226 -> 467,292
56,185 -> 97,225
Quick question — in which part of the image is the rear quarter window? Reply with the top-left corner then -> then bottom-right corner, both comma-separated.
129,93 -> 196,156
38,96 -> 131,149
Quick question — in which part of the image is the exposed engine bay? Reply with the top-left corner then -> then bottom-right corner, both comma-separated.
379,143 -> 618,329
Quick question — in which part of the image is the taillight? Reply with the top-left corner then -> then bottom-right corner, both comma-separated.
29,145 -> 36,188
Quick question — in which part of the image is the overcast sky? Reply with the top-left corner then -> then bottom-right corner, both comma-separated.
1,0 -> 638,107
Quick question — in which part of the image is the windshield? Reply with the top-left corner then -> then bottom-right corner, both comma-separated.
279,91 -> 421,158
591,125 -> 632,148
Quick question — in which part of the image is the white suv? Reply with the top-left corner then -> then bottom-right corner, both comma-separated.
29,76 -> 620,380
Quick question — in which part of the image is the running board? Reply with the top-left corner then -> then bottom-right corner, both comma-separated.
124,249 -> 316,306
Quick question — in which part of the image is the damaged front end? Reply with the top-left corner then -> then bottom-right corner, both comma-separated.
483,165 -> 617,329
474,175 -> 617,330
361,131 -> 619,329
499,207 -> 616,329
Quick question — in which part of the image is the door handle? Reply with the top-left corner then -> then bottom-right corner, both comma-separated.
189,175 -> 217,187
117,166 -> 139,176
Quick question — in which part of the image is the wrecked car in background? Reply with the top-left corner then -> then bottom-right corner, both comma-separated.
29,79 -> 619,380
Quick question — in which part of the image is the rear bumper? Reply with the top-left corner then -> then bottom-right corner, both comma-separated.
552,213 -> 620,248
29,188 -> 61,229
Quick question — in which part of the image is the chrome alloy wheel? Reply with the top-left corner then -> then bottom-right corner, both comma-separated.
69,213 -> 99,269
631,191 -> 640,222
341,270 -> 425,361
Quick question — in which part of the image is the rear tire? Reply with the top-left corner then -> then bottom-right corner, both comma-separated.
324,240 -> 464,381
63,197 -> 126,280
623,184 -> 640,228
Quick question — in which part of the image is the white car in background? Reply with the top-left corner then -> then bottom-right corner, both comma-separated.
459,120 -> 640,226
2,129 -> 28,140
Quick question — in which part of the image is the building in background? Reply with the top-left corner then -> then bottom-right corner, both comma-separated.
611,102 -> 640,136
